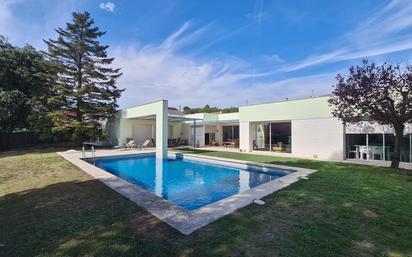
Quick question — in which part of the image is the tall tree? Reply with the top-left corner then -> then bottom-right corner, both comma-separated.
0,35 -> 56,134
329,60 -> 412,169
44,12 -> 123,144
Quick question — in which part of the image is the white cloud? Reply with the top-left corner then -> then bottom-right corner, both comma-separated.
0,1 -> 348,108
0,0 -> 78,49
0,0 -> 22,38
350,0 -> 412,44
99,2 -> 115,12
112,22 -> 336,108
282,0 -> 412,72
265,54 -> 284,63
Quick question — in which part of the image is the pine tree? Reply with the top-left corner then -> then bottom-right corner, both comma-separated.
44,12 -> 123,144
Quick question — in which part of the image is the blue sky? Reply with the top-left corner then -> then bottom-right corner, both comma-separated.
2,0 -> 412,108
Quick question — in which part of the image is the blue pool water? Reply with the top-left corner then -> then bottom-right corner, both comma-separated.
89,154 -> 288,211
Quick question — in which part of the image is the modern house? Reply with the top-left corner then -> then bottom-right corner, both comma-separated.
108,95 -> 412,163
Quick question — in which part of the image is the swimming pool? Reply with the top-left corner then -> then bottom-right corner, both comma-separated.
88,154 -> 289,211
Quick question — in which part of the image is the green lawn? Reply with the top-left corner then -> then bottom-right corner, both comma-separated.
0,147 -> 411,257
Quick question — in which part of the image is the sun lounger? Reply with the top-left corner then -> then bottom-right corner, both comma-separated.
140,139 -> 152,149
116,139 -> 137,151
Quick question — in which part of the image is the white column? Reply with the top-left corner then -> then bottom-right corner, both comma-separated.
155,158 -> 163,196
238,170 -> 250,192
366,133 -> 369,160
409,134 -> 411,163
240,121 -> 252,151
193,120 -> 197,147
383,133 -> 386,161
156,100 -> 168,159
269,123 -> 272,151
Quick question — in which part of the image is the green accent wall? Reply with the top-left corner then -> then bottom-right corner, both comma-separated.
217,112 -> 239,121
239,96 -> 333,122
184,112 -> 239,122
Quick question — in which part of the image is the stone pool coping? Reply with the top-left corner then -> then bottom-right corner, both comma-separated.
58,149 -> 316,235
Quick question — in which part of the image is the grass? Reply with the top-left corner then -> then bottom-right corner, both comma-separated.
0,147 -> 411,257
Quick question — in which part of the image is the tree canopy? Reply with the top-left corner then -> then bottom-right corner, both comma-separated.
0,11 -> 123,147
329,60 -> 412,168
44,11 -> 123,144
0,90 -> 30,132
0,37 -> 56,134
183,105 -> 238,114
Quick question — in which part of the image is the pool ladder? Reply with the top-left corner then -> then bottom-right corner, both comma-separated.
81,146 -> 96,158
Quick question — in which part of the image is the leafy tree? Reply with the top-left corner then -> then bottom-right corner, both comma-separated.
0,36 -> 56,134
183,105 -> 239,114
0,90 -> 30,132
222,107 -> 239,113
44,12 -> 123,144
329,61 -> 412,168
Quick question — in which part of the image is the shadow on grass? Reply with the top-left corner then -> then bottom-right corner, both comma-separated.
0,144 -> 77,158
2,147 -> 411,257
0,179 -> 181,257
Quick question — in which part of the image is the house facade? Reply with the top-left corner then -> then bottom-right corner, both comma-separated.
108,96 -> 412,163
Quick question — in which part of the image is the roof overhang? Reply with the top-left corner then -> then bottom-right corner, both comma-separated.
132,114 -> 203,122
195,119 -> 239,125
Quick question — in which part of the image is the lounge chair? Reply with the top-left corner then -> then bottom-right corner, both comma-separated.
140,139 -> 152,149
125,140 -> 138,150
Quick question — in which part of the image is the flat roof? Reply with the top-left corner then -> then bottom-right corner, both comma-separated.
195,119 -> 239,125
239,94 -> 330,108
119,95 -> 331,116
136,114 -> 203,121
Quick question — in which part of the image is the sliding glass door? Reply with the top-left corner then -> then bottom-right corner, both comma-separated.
270,122 -> 292,153
222,125 -> 239,142
254,123 -> 269,150
253,122 -> 292,153
346,133 -> 412,162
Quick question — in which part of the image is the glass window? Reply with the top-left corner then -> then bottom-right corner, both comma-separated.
270,122 -> 291,153
233,126 -> 239,140
253,122 -> 291,152
223,126 -> 239,142
384,134 -> 411,162
346,134 -> 366,159
384,134 -> 396,161
223,126 -> 231,142
401,135 -> 411,163
253,123 -> 269,150
368,134 -> 384,160
345,133 -> 411,163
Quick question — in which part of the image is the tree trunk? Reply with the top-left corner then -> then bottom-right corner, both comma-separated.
391,124 -> 405,169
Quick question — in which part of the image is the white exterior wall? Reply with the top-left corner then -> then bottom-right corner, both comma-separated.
169,122 -> 184,139
189,126 -> 204,147
292,118 -> 345,160
216,125 -> 223,143
131,120 -> 155,144
109,100 -> 168,159
182,124 -> 191,142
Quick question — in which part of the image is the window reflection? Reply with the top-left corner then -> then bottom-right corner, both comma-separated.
346,133 -> 411,163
